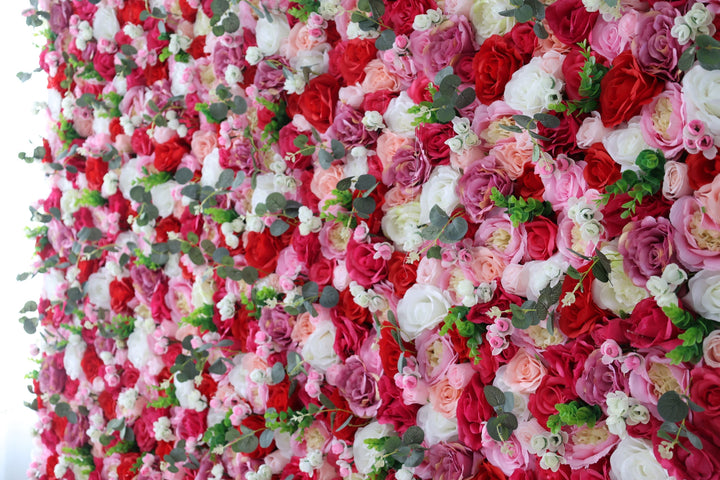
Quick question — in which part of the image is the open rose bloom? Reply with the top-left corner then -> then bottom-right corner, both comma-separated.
22,1 -> 720,479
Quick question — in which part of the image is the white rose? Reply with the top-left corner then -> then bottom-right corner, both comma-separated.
85,268 -> 114,309
92,7 -> 120,41
470,0 -> 516,43
503,57 -> 564,116
302,320 -> 339,373
345,147 -> 369,178
150,181 -> 178,218
63,334 -> 86,380
192,274 -> 215,309
200,148 -> 221,186
174,377 -> 207,411
685,270 -> 720,321
382,202 -> 422,252
524,256 -> 566,302
592,245 -> 648,315
397,284 -> 451,341
255,15 -> 291,56
362,110 -> 385,131
609,437 -> 672,480
118,157 -> 141,199
171,62 -> 191,97
383,92 -> 417,137
42,269 -> 65,303
127,319 -> 154,371
683,65 -> 720,143
353,422 -> 394,474
602,117 -> 653,171
289,45 -> 330,76
671,22 -> 693,45
245,46 -> 263,65
194,8 -> 211,36
416,404 -> 458,445
419,165 -> 461,224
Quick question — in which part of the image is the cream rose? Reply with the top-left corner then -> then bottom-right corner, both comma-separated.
470,0 -> 517,42
381,201 -> 423,252
416,404 -> 459,445
419,165 -> 461,225
256,15 -> 291,56
301,320 -> 339,374
609,437 -> 672,480
92,6 -> 120,41
383,92 -> 417,137
602,117 -> 652,171
503,57 -> 564,116
397,284 -> 451,341
353,422 -> 394,474
685,270 -> 720,321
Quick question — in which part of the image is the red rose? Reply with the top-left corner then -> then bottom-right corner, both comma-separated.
407,74 -> 433,104
77,258 -> 99,283
506,22 -> 537,61
686,150 -> 720,189
556,266 -> 607,338
583,143 -> 621,192
109,277 -> 135,314
178,0 -> 197,22
154,137 -> 189,172
196,373 -> 217,400
133,407 -> 166,451
267,378 -> 291,412
387,252 -> 418,297
120,362 -> 139,388
97,390 -> 117,420
116,0 -> 144,24
154,216 -> 181,243
177,409 -> 207,439
599,51 -> 665,128
117,453 -> 141,480
240,415 -> 275,459
472,34 -> 525,105
85,157 -> 108,190
93,52 -> 116,81
278,123 -> 314,170
244,229 -> 291,277
527,374 -> 575,428
382,0 -> 437,35
296,74 -> 340,133
514,162 -> 545,201
601,192 -> 672,238
362,90 -> 397,115
377,375 -> 420,434
457,373 -> 496,449
467,284 -> 523,325
538,112 -> 582,158
468,459 -> 508,480
625,298 -> 681,350
309,257 -> 334,286
416,122 -> 454,165
330,289 -> 373,359
524,216 -> 558,261
688,366 -> 720,448
131,127 -> 154,156
81,346 -> 103,381
336,39 -> 377,85
345,238 -> 389,288
545,0 -> 598,46
187,35 -> 207,60
232,307 -> 258,353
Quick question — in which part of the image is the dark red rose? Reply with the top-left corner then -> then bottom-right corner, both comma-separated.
177,409 -> 207,440
240,415 -> 276,459
131,127 -> 153,155
407,74 -> 434,104
416,122 -> 454,165
77,258 -> 99,283
345,237 -> 389,288
688,366 -> 720,449
524,216 -> 558,261
362,90 -> 397,114
377,375 -> 420,434
154,216 -> 181,243
557,266 -> 608,338
467,284 -> 523,325
232,304 -> 258,353
337,39 -> 377,85
291,229 -> 321,265
196,373 -> 217,400
109,277 -> 135,314
387,252 -> 418,297
178,0 -> 197,22
655,427 -> 720,480
473,34 -> 525,105
505,22 -> 537,61
187,35 -> 207,60
278,123 -> 314,170
309,257 -> 334,286
267,378 -> 291,412
331,290 -> 373,359
528,375 -> 575,428
686,150 -> 720,190
599,51 -> 665,128
457,373 -> 496,449
296,74 -> 340,133
81,346 -> 103,381
154,137 -> 189,172
468,459 -> 508,480
133,407 -> 166,451
93,52 -> 116,81
382,0 -> 437,35
625,298 -> 681,350
116,0 -> 144,24
545,0 -> 598,46
601,192 -> 672,238
583,143 -> 621,192
244,228 -> 292,277
73,207 -> 95,231
378,319 -> 414,377
539,112 -> 582,158
120,362 -> 139,388
472,338 -> 518,385
97,390 -> 117,420
515,162 -> 545,200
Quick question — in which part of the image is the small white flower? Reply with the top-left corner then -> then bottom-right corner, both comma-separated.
445,136 -> 464,154
661,263 -> 687,286
452,117 -> 471,135
362,110 -> 385,131
671,21 -> 693,45
284,73 -> 307,95
413,14 -> 433,31
245,46 -> 263,65
225,64 -> 243,85
540,452 -> 563,472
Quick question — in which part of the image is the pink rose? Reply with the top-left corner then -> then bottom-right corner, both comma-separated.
190,130 -> 217,161
344,237 -> 389,288
639,83 -> 685,159
669,196 -> 720,271
503,348 -> 547,394
326,355 -> 380,418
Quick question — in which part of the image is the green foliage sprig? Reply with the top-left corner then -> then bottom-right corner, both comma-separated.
291,131 -> 345,169
662,304 -> 719,364
498,0 -> 548,39
498,112 -> 560,162
181,304 -> 216,333
510,280 -> 562,331
438,306 -> 485,364
549,41 -> 609,114
61,445 -> 95,474
421,205 -> 469,259
171,336 -> 234,382
657,390 -> 705,454
98,315 -> 135,340
195,85 -> 248,124
288,0 -> 321,22
678,34 -> 720,71
547,400 -> 603,434
364,426 -> 426,479
601,149 -> 665,218
489,187 -> 553,227
408,67 -> 476,124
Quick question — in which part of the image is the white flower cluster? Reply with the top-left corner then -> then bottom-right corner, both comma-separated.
76,20 -> 94,50
217,293 -> 237,320
298,206 -> 322,236
362,110 -> 385,131
413,9 -> 444,31
529,431 -> 568,472
246,465 -> 272,480
221,217 -> 245,249
284,73 -> 307,95
299,449 -> 324,475
153,416 -> 175,442
582,0 -> 621,20
671,3 -> 715,45
645,263 -> 687,307
445,117 -> 479,154
605,391 -> 651,438
567,197 -> 604,243
349,281 -> 388,313
169,33 -> 192,55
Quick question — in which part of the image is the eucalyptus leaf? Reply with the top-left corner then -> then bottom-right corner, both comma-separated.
331,139 -> 346,159
266,192 -> 287,212
259,429 -> 275,448
270,219 -> 290,236
484,385 -> 506,408
353,196 -> 376,218
318,149 -> 333,169
355,174 -> 377,191
402,426 -> 424,445
657,391 -> 689,423
319,285 -> 340,308
375,29 -> 396,50
440,217 -> 468,243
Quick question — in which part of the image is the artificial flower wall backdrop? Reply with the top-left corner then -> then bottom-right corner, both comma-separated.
21,0 -> 720,479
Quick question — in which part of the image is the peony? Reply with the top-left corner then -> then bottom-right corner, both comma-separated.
617,216 -> 676,287
418,165 -> 461,225
602,118 -> 653,171
397,284 -> 451,341
609,437 -> 672,480
685,270 -> 720,321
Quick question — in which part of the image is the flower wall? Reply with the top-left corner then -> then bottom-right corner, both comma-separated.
22,0 -> 720,479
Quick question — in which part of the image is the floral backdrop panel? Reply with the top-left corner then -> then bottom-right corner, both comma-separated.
20,0 -> 720,479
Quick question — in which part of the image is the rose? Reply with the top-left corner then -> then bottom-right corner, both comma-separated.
514,163 -> 545,201
557,266 -> 607,338
688,366 -> 720,448
545,0 -> 599,45
244,229 -> 290,277
109,277 -> 135,314
602,192 -> 671,239
582,143 -> 621,192
255,14 -> 290,56
397,284 -> 451,341
335,39 -> 377,85
80,346 -> 102,381
362,90 -> 397,115
409,16 -> 476,80
387,252 -> 418,297
503,347 -> 547,394
624,298 -> 680,350
327,355 -> 380,418
457,373 -> 496,450
383,92 -> 417,136
632,4 -> 682,80
470,0 -> 517,42
117,453 -> 142,480
617,216 -> 676,287
576,350 -> 628,407
598,51 -> 665,128
331,289 -> 373,359
686,151 -> 720,190
353,422 -> 394,474
416,442 -> 475,480
382,0 -> 437,36
154,137 -> 189,172
416,330 -> 458,385
190,129 -> 217,161
377,375 -> 420,435
416,404 -> 459,445
685,270 -> 720,321
330,104 -> 378,148
419,165 -> 461,224
301,320 -> 338,374
456,161 -> 512,223
601,118 -> 653,171
703,331 -> 720,368
669,196 -> 720,272
133,407 -> 166,451
538,112 -> 582,159
504,56 -> 564,116
590,17 -> 629,62
295,74 -> 340,133
472,34 -> 525,105
528,375 -> 575,428
523,216 -> 558,261
416,122 -> 454,165
610,437 -> 673,480
345,238 -> 389,288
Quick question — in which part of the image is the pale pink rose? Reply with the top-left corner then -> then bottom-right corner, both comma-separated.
443,0 -> 474,17
640,83 -> 686,159
291,313 -> 315,346
702,330 -> 720,368
449,146 -> 483,171
165,278 -> 195,323
696,174 -> 720,224
318,219 -> 351,260
376,131 -> 411,175
556,212 -> 602,269
539,50 -> 565,79
311,164 -> 345,200
338,85 -> 365,108
670,195 -> 720,271
481,424 -> 529,475
286,23 -> 324,57
514,418 -> 548,453
175,323 -> 200,341
332,261 -> 350,292
628,350 -> 689,419
416,330 -> 458,385
564,423 -> 620,469
491,132 -> 533,180
589,17 -> 629,62
618,9 -> 640,45
73,107 -> 94,137
276,247 -> 303,279
401,376 -> 430,405
415,256 -> 443,285
153,126 -> 177,144
542,159 -> 588,211
382,186 -> 421,208
474,211 -> 527,264
176,20 -> 194,38
264,451 -> 291,474
576,112 -> 610,149
429,379 -> 463,418
473,100 -> 521,147
190,130 -> 217,161
447,363 -> 475,390
468,246 -> 508,284
501,263 -> 529,297
361,59 -> 402,93
503,347 -> 547,394
662,161 -> 693,200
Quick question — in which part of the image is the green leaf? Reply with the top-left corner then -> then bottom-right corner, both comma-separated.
216,169 -> 235,190
230,96 -> 247,115
319,393 -> 335,410
591,262 -> 609,283
208,102 -> 229,122
440,217 -> 468,243
17,71 -> 32,82
318,149 -> 333,169
484,385 -> 506,408
232,433 -> 259,453
686,430 -> 704,450
405,447 -> 425,467
331,139 -> 346,159
319,286 -> 340,308
259,429 -> 274,448
270,219 -> 290,236
242,267 -> 259,284
175,167 -> 194,184
426,245 -> 442,259
266,192 -> 287,212
515,3 -> 533,22
375,29 -> 396,50
188,246 -> 205,265
455,88 -> 476,109
436,104 -> 456,123
336,177 -> 353,191
566,266 -> 581,280
429,204 -> 450,228
302,281 -> 320,300
678,46 -> 697,72
355,174 -> 377,191
353,196 -> 376,218
696,35 -> 720,70
657,391 -> 689,423
402,426 -> 424,445
534,112 -> 560,129
270,362 -> 285,384
208,358 -> 227,375
293,134 -> 309,149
